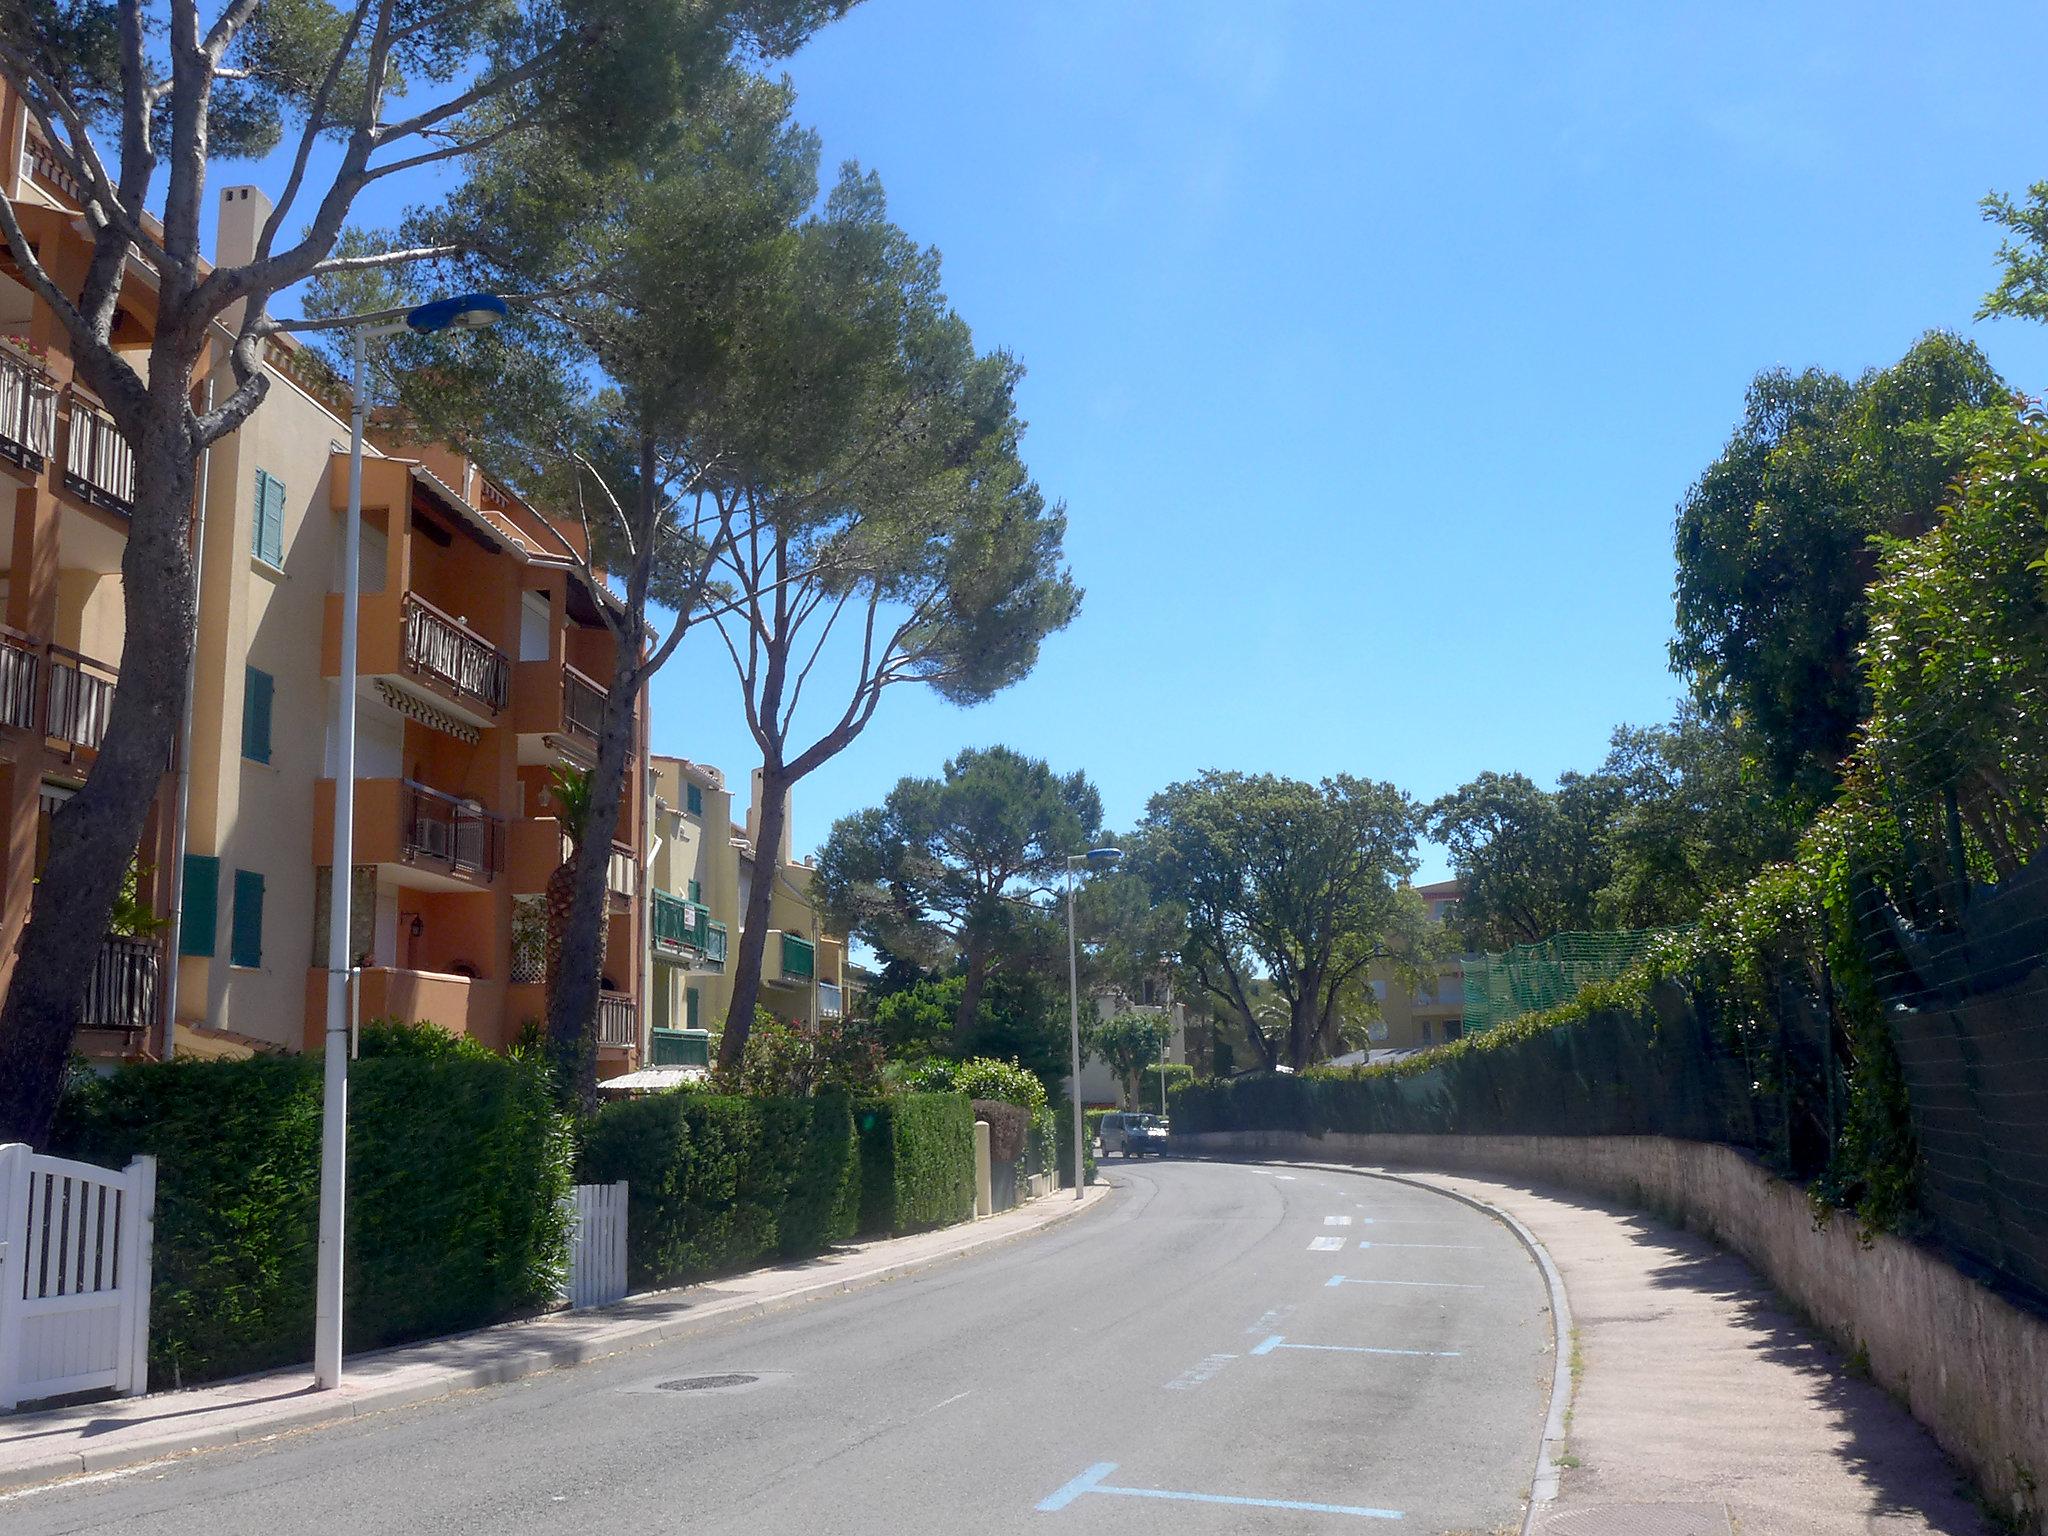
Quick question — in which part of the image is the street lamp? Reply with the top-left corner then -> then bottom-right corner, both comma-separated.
1066,846 -> 1122,1201
315,293 -> 506,1392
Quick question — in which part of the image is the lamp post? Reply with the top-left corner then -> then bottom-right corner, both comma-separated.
1066,846 -> 1122,1200
315,293 -> 508,1392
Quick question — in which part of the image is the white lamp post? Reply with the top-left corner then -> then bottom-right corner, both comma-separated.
1065,846 -> 1122,1200
315,292 -> 508,1391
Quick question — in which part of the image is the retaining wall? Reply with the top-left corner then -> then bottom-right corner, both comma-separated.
1176,1129 -> 2048,1532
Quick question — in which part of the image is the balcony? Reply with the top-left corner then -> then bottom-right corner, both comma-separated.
0,347 -> 57,471
701,919 -> 728,970
649,1027 -> 711,1069
563,664 -> 607,742
818,981 -> 844,1020
597,990 -> 637,1049
0,628 -> 118,753
607,841 -> 637,906
651,889 -> 706,964
62,392 -> 134,514
766,930 -> 815,987
83,934 -> 159,1034
402,594 -> 510,715
314,778 -> 506,890
301,966 -> 509,1053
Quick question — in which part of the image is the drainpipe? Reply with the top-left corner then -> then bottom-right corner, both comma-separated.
641,775 -> 660,1043
159,376 -> 215,1060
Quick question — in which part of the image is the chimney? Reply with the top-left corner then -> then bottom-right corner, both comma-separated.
215,185 -> 273,331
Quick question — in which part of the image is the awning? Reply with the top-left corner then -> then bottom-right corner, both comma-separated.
597,1065 -> 708,1093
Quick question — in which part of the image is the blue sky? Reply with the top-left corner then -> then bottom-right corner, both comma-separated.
265,3 -> 2048,875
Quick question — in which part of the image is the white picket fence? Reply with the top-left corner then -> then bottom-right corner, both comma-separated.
563,1181 -> 627,1310
0,1143 -> 156,1411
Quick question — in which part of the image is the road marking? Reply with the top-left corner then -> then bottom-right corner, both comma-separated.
1356,1241 -> 1479,1249
1250,1333 -> 1460,1359
1309,1235 -> 1345,1251
1165,1352 -> 1239,1390
1037,1462 -> 1402,1520
1323,1215 -> 1353,1226
1246,1305 -> 1295,1336
1272,1174 -> 1298,1181
918,1390 -> 972,1416
1325,1274 -> 1484,1289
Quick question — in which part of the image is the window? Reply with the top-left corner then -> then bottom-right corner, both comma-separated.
179,853 -> 219,957
519,591 -> 551,662
685,986 -> 699,1031
252,469 -> 285,568
230,869 -> 265,968
685,782 -> 703,816
242,666 -> 273,763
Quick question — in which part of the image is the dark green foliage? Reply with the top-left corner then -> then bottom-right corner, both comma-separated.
578,1089 -> 860,1287
51,1051 -> 571,1384
854,1093 -> 975,1236
1052,1100 -> 1099,1187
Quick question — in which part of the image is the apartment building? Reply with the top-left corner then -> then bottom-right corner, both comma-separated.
636,754 -> 855,1084
0,141 -> 651,1068
1353,878 -> 1469,1058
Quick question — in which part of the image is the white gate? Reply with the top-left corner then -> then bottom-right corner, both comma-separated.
563,1181 -> 627,1310
0,1143 -> 156,1411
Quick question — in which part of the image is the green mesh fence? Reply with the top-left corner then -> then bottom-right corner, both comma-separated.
1462,928 -> 1688,1035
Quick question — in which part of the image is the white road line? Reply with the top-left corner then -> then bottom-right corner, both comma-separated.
1356,1241 -> 1479,1249
1323,1215 -> 1352,1226
1325,1274 -> 1484,1289
1308,1235 -> 1345,1251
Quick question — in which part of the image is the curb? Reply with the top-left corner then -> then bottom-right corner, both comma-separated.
1,1184 -> 1115,1494
1182,1154 -> 1575,1536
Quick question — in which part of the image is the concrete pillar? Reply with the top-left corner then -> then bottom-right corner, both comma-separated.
973,1120 -> 993,1219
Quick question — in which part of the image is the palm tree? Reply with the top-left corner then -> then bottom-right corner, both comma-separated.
544,765 -> 607,1105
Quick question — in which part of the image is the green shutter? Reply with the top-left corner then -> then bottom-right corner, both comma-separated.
686,986 -> 699,1030
179,854 -> 219,957
253,469 -> 285,567
230,869 -> 265,968
687,879 -> 701,903
686,783 -> 703,816
241,666 -> 273,763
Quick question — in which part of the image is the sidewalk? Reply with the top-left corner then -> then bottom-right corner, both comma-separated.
1297,1161 -> 1993,1536
0,1183 -> 1110,1493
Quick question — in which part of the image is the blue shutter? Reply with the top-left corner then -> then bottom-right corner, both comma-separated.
179,854 -> 219,958
686,782 -> 703,816
253,469 -> 285,567
230,869 -> 265,968
241,666 -> 273,763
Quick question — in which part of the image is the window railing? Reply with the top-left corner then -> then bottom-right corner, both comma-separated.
779,931 -> 815,982
401,779 -> 504,881
46,644 -> 116,751
62,392 -> 134,513
84,933 -> 159,1033
402,593 -> 510,713
563,664 -> 607,741
597,990 -> 636,1049
0,349 -> 57,469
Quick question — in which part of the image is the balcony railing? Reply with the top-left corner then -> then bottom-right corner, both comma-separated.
0,349 -> 57,470
702,919 -> 728,969
563,664 -> 607,741
778,931 -> 815,983
402,779 -> 504,881
402,593 -> 510,714
597,990 -> 637,1049
84,933 -> 159,1033
818,982 -> 844,1019
47,644 -> 116,751
62,392 -> 134,513
0,627 -> 39,732
652,889 -> 705,962
649,1028 -> 711,1069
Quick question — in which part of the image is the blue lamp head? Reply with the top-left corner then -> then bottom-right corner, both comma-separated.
405,293 -> 510,335
1085,847 -> 1124,868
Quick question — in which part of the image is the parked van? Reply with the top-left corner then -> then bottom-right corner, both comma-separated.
1098,1112 -> 1170,1158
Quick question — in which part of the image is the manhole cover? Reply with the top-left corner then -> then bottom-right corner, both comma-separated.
656,1373 -> 759,1392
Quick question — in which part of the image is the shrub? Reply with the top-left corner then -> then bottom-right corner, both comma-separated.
971,1099 -> 1029,1165
1053,1100 -> 1099,1187
950,1056 -> 1048,1113
51,1050 -> 571,1385
577,1089 -> 858,1287
854,1093 -> 975,1236
714,1007 -> 884,1098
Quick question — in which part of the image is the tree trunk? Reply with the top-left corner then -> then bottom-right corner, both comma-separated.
953,941 -> 991,1034
545,674 -> 636,1116
718,758 -> 790,1072
0,417 -> 197,1146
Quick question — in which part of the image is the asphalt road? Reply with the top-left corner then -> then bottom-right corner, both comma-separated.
4,1160 -> 1553,1535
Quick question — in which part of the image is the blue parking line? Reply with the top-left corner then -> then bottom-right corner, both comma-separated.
1251,1333 -> 1285,1355
1036,1462 -> 1403,1520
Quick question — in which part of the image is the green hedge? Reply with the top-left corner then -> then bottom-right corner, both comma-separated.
52,1051 -> 572,1386
577,1089 -> 860,1288
1053,1101 -> 1100,1188
854,1093 -> 975,1236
